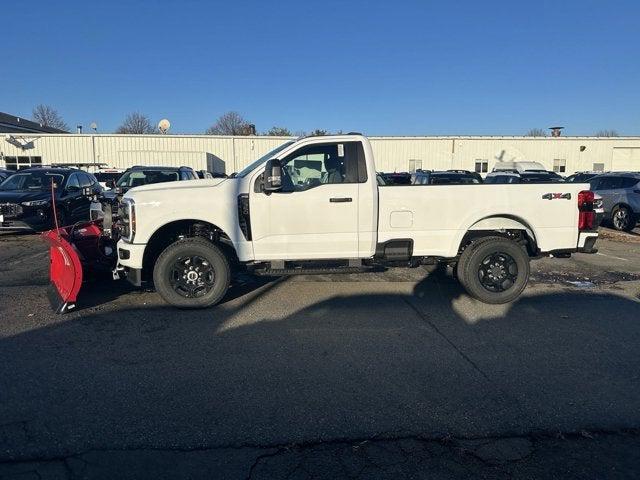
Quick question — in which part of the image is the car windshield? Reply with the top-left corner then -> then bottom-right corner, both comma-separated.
95,172 -> 122,183
485,175 -> 518,184
236,141 -> 295,178
0,172 -> 65,191
116,169 -> 179,188
430,174 -> 480,185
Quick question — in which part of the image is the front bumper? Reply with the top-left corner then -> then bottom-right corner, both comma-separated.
0,216 -> 51,231
116,240 -> 146,269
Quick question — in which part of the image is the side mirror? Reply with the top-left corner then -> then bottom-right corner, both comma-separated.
106,180 -> 115,189
264,159 -> 283,192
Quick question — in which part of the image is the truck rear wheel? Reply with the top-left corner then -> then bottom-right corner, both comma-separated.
153,237 -> 230,309
458,236 -> 530,304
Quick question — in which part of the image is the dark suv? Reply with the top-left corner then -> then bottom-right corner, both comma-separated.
0,168 -> 102,231
589,172 -> 640,231
412,170 -> 482,185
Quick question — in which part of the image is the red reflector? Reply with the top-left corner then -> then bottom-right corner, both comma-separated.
579,211 -> 594,230
578,190 -> 595,230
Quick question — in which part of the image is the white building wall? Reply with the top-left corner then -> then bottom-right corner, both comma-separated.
1,133 -> 639,174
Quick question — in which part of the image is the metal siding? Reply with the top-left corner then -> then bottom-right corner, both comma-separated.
1,134 -> 640,175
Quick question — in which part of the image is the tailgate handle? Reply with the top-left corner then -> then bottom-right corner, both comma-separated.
329,197 -> 352,203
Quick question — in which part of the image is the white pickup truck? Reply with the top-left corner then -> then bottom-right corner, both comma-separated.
44,134 -> 598,312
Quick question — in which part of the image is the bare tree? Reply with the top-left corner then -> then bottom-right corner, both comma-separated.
32,104 -> 69,131
116,113 -> 155,134
206,111 -> 253,135
595,129 -> 619,137
526,128 -> 547,137
265,126 -> 292,136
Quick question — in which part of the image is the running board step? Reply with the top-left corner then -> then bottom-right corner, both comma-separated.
255,266 -> 376,276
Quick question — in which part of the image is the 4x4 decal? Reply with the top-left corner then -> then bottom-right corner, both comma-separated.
542,193 -> 572,200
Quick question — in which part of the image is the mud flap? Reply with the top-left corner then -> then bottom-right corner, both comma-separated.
42,229 -> 84,313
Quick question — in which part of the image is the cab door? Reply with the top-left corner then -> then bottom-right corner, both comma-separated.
250,141 -> 365,261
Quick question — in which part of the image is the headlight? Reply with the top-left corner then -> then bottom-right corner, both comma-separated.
22,199 -> 50,207
120,198 -> 136,242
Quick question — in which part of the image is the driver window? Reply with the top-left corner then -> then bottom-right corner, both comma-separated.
279,141 -> 365,192
66,174 -> 80,190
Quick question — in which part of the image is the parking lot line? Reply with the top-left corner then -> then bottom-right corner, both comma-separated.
596,252 -> 628,262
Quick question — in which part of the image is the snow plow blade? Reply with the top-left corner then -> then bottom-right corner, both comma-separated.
41,223 -> 105,314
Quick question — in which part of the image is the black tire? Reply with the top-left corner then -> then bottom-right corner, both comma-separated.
153,237 -> 231,309
611,205 -> 635,232
456,236 -> 503,292
458,236 -> 530,304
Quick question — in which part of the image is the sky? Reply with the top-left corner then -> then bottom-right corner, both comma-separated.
2,0 -> 639,136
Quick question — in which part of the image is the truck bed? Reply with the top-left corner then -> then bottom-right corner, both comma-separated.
377,184 -> 591,257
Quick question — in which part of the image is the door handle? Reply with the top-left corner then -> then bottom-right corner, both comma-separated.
329,197 -> 352,203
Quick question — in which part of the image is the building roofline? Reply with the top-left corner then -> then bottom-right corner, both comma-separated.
1,132 -> 640,140
0,112 -> 68,134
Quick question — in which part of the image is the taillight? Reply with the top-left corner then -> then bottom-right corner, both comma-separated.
578,190 -> 595,231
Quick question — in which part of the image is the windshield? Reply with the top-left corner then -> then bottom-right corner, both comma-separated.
116,169 -> 179,188
0,172 -> 65,191
236,141 -> 295,178
95,172 -> 122,183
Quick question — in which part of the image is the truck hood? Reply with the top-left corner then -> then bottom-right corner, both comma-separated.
125,178 -> 228,195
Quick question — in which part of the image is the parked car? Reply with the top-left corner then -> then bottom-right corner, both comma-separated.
91,165 -> 199,220
0,167 -> 101,231
93,168 -> 124,189
484,171 -> 565,184
45,134 -> 598,313
492,161 -> 547,173
589,172 -> 640,231
412,170 -> 482,185
447,170 -> 483,183
102,165 -> 198,199
593,193 -> 605,229
565,171 -> 602,183
379,172 -> 412,185
0,168 -> 14,182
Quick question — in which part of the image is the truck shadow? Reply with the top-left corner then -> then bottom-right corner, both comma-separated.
1,271 -> 640,458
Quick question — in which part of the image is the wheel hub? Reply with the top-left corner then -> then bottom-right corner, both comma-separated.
169,255 -> 215,298
186,271 -> 198,282
489,264 -> 505,279
478,252 -> 518,292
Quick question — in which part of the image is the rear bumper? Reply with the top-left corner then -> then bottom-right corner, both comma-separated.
577,231 -> 598,253
548,231 -> 599,258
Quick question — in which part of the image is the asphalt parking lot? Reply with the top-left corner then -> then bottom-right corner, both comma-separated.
1,229 -> 640,479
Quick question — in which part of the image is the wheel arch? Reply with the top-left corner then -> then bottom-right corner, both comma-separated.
142,219 -> 236,281
458,215 -> 539,256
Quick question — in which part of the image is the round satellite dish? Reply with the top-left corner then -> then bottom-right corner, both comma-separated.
90,122 -> 98,131
158,119 -> 171,133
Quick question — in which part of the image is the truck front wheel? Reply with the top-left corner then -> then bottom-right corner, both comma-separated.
153,237 -> 230,309
458,236 -> 530,304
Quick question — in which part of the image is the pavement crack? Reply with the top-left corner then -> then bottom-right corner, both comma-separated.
245,447 -> 286,480
403,297 -> 490,381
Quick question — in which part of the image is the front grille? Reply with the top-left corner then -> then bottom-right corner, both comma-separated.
0,203 -> 23,219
